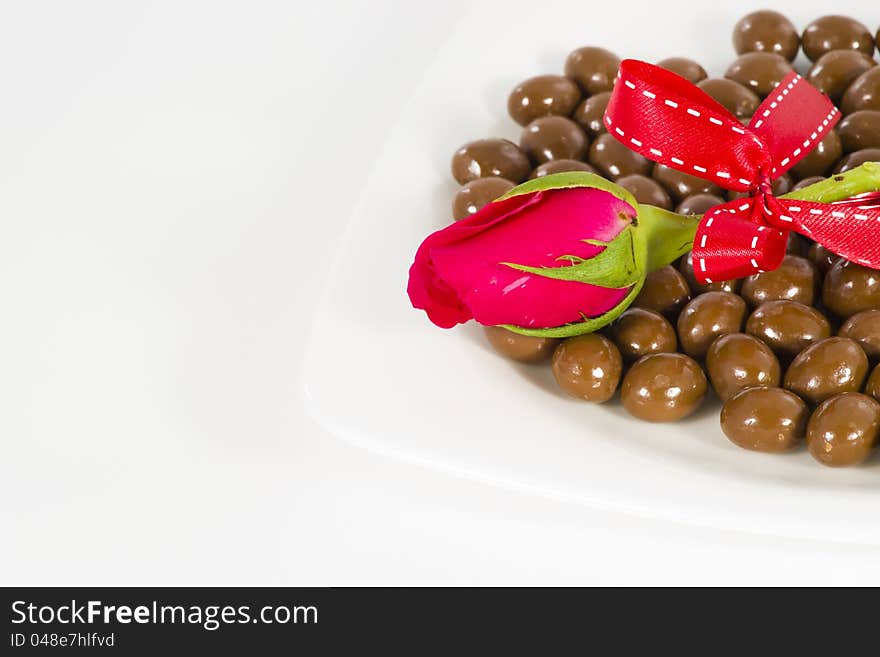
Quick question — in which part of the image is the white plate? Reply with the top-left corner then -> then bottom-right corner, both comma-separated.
304,0 -> 880,546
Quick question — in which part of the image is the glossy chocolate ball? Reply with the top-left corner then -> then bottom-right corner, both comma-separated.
452,177 -> 515,220
529,159 -> 597,179
697,78 -> 760,118
588,133 -> 652,179
745,300 -> 832,361
706,333 -> 782,401
833,147 -> 880,173
616,174 -> 672,209
484,326 -> 559,363
653,164 -> 724,202
675,193 -> 726,216
632,265 -> 692,318
789,131 -> 842,179
866,364 -> 880,401
451,139 -> 530,184
786,232 -> 809,256
677,291 -> 747,360
679,251 -> 740,294
807,242 -> 840,273
725,52 -> 795,98
806,50 -> 876,102
784,336 -> 869,405
739,255 -> 819,307
520,116 -> 589,165
801,15 -> 875,62
733,10 -> 800,61
841,67 -> 880,114
620,353 -> 708,422
507,75 -> 583,127
837,110 -> 880,152
572,92 -> 611,136
564,46 -> 620,95
791,176 -> 825,191
838,309 -> 880,361
551,334 -> 622,402
806,392 -> 880,466
611,308 -> 678,362
721,386 -> 808,452
657,57 -> 708,83
822,259 -> 880,317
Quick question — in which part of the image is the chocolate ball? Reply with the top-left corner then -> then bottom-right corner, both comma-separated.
746,300 -> 832,362
725,52 -> 794,98
866,364 -> 880,401
679,251 -> 740,294
806,392 -> 880,466
802,15 -> 876,62
616,174 -> 672,209
739,255 -> 819,307
677,291 -> 747,360
806,50 -> 876,102
786,232 -> 809,256
657,57 -> 707,83
697,78 -> 761,118
484,326 -> 559,363
551,334 -> 622,403
841,67 -> 880,114
588,133 -> 652,180
733,10 -> 800,61
837,110 -> 880,152
833,147 -> 880,173
653,164 -> 724,202
721,387 -> 808,453
520,116 -> 589,165
611,308 -> 677,362
784,336 -> 869,405
529,159 -> 597,179
620,353 -> 707,422
807,242 -> 840,274
452,177 -> 516,220
775,173 -> 794,196
451,139 -> 530,185
572,92 -> 611,137
632,265 -> 692,318
564,46 -> 621,95
507,75 -> 583,127
839,309 -> 880,361
791,176 -> 826,191
789,131 -> 842,179
675,193 -> 726,216
706,332 -> 782,401
822,259 -> 880,317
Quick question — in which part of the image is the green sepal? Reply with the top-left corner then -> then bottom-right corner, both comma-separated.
638,204 -> 699,272
497,171 -> 639,210
500,225 -> 643,289
499,278 -> 645,338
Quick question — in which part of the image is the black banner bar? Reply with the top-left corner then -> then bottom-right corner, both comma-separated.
1,586 -> 826,653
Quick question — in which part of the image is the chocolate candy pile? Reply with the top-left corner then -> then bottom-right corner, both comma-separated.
452,11 -> 880,467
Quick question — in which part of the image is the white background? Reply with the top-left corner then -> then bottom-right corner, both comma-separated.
4,0 -> 880,585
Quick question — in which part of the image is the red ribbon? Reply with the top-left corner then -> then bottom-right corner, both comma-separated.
604,59 -> 880,283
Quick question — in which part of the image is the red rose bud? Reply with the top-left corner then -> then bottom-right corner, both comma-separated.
407,172 -> 698,337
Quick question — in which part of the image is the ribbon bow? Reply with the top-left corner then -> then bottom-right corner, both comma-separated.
605,59 -> 880,283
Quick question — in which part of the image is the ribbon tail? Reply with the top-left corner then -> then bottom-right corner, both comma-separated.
773,198 -> 880,270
